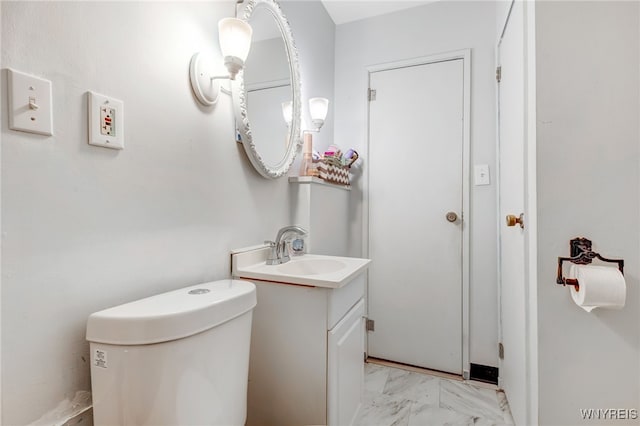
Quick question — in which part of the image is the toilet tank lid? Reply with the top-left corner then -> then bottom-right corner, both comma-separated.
86,279 -> 256,345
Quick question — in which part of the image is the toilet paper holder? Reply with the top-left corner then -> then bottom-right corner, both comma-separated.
556,237 -> 624,291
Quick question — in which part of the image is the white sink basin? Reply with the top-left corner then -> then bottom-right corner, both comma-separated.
277,258 -> 347,276
232,250 -> 371,288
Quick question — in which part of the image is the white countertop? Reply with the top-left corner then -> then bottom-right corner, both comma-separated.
232,247 -> 371,289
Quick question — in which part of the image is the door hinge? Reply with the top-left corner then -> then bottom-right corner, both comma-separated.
496,66 -> 502,83
368,88 -> 377,102
366,318 -> 375,332
498,342 -> 504,360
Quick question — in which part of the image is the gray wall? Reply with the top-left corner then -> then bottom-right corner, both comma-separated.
281,0 -> 335,153
535,1 -> 640,424
334,1 -> 500,367
0,1 -> 335,423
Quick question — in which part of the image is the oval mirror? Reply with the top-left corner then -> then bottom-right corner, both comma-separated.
232,0 -> 301,179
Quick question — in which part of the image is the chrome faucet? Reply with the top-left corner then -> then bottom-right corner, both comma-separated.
265,225 -> 308,265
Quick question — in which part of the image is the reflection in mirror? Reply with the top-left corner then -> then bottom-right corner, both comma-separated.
243,9 -> 292,167
233,0 -> 301,179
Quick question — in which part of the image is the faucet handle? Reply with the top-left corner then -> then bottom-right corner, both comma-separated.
264,240 -> 276,247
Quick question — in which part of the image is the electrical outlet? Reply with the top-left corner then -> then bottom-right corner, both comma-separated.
100,106 -> 116,136
88,91 -> 124,149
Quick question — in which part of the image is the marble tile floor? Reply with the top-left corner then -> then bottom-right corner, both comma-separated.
355,362 -> 515,426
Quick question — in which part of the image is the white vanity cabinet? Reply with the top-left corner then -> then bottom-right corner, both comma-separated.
244,273 -> 366,426
328,297 -> 365,426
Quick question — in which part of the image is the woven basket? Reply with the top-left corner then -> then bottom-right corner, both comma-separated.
318,161 -> 350,186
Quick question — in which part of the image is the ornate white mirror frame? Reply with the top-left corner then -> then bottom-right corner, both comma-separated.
232,0 -> 302,179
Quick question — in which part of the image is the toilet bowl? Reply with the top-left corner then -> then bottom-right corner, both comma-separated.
86,279 -> 256,425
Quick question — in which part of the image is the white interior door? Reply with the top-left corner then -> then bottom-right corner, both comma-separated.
497,1 -> 531,424
367,59 -> 464,375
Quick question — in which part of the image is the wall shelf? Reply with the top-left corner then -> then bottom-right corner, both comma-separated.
288,176 -> 351,191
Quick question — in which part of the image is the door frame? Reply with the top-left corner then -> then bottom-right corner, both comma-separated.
495,1 -> 538,424
363,49 -> 471,378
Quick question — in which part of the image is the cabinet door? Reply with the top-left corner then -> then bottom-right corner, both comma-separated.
328,299 -> 365,426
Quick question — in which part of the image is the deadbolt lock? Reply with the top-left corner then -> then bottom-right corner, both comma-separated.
506,213 -> 525,229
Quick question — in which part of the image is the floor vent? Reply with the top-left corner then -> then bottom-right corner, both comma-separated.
469,363 -> 499,385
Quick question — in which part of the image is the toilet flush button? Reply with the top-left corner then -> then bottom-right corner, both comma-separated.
188,288 -> 211,295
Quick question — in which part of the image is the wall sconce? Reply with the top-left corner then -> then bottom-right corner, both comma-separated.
298,97 -> 329,177
189,17 -> 253,106
308,97 -> 329,131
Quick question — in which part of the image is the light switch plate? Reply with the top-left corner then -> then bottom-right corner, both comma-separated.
474,164 -> 491,186
8,69 -> 53,136
88,91 -> 124,150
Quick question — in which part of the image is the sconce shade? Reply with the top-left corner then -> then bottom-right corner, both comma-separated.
309,97 -> 329,130
218,18 -> 253,80
282,101 -> 293,125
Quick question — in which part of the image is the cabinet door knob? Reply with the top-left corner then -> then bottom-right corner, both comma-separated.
446,212 -> 458,223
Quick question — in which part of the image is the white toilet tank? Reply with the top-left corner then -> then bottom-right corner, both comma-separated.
86,279 -> 256,426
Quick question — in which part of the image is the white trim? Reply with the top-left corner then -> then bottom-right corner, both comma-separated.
523,1 -> 539,423
367,49 -> 470,74
495,0 -> 514,393
495,0 -> 511,397
362,65 -> 372,360
246,78 -> 291,93
363,49 -> 472,377
461,49 -> 472,380
495,36 -> 504,392
0,2 -> 3,419
496,1 -> 538,423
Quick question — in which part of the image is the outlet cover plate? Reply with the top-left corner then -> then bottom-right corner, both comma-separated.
88,91 -> 124,150
8,69 -> 53,136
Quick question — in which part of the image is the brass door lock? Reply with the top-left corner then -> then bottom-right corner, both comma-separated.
506,213 -> 524,229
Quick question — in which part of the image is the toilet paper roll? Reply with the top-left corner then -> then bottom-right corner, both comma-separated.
569,264 -> 626,312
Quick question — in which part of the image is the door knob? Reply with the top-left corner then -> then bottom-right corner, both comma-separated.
506,213 -> 524,229
446,212 -> 458,223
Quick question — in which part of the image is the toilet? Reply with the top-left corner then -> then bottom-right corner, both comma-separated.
86,279 -> 257,426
